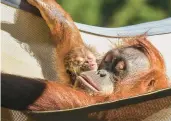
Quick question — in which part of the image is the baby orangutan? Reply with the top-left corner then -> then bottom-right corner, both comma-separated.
27,0 -> 98,86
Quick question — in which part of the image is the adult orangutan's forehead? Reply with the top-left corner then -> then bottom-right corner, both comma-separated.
120,47 -> 150,76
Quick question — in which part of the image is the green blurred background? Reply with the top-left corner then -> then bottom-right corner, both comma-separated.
57,0 -> 171,27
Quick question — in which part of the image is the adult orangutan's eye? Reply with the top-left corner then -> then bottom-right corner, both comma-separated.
112,58 -> 127,77
115,60 -> 125,71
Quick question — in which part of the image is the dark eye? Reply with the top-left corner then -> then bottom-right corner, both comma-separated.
99,50 -> 120,71
112,58 -> 127,77
115,60 -> 125,71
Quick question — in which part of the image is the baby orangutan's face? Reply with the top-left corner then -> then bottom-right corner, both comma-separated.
64,47 -> 98,85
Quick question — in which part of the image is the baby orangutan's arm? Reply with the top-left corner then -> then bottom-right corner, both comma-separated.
27,0 -> 98,84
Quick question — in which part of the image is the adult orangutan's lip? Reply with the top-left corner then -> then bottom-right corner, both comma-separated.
77,75 -> 100,92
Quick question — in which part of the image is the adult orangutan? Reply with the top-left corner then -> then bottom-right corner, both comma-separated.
1,0 -> 170,120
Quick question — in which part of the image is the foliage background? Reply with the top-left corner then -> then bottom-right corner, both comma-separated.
57,0 -> 171,27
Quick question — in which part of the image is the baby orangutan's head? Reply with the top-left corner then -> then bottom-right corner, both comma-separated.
64,46 -> 98,85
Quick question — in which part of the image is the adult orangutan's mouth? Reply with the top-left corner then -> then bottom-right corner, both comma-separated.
77,74 -> 100,92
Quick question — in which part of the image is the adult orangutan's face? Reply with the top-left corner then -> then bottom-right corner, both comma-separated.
77,36 -> 169,96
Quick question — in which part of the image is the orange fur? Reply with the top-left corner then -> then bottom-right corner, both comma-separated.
24,0 -> 170,120
27,0 -> 98,85
27,37 -> 169,112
